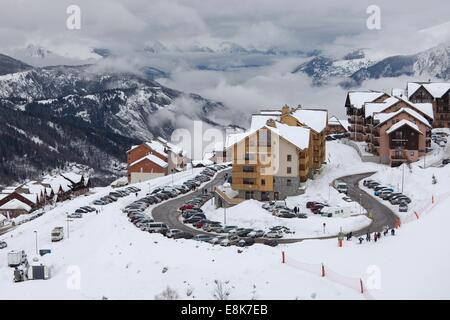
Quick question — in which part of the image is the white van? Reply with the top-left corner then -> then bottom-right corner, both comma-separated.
147,223 -> 169,234
334,181 -> 348,194
51,227 -> 64,242
8,250 -> 27,267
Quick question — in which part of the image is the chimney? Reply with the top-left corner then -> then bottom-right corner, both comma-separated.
266,118 -> 276,127
281,105 -> 290,115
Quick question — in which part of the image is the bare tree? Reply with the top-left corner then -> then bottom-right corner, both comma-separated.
212,280 -> 230,300
155,286 -> 179,300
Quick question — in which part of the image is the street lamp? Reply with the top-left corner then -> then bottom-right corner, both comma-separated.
66,217 -> 73,239
34,231 -> 38,255
224,206 -> 227,226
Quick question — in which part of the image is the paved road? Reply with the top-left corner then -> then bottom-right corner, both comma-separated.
340,172 -> 398,236
151,169 -> 231,236
151,170 -> 398,243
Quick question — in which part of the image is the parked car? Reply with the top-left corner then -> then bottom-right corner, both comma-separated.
179,204 -> 196,211
270,226 -> 292,234
265,230 -> 283,238
236,228 -> 254,237
263,239 -> 278,247
237,238 -> 255,247
220,235 -> 240,246
184,215 -> 206,224
68,213 -> 82,219
147,223 -> 169,234
166,229 -> 183,238
193,234 -> 213,242
172,231 -> 194,240
296,213 -> 308,219
0,241 -> 7,249
442,158 -> 450,165
374,187 -> 394,196
221,225 -> 238,233
248,230 -> 265,238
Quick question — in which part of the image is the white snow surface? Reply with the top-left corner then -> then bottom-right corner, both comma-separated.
291,109 -> 328,133
1,142 -> 450,299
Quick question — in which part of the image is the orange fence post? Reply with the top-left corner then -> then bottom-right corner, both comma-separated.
282,251 -> 285,264
321,264 -> 325,277
360,279 -> 364,294
395,218 -> 401,229
432,195 -> 435,204
414,212 -> 420,220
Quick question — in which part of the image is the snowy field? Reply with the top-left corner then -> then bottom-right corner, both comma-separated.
1,141 -> 449,299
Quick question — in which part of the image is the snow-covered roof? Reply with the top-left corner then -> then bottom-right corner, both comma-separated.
407,82 -> 450,99
61,172 -> 84,184
41,175 -> 72,193
266,122 -> 310,150
166,141 -> 187,157
392,88 -> 407,98
0,213 -> 6,222
290,109 -> 328,133
365,95 -> 434,121
338,119 -> 350,132
250,114 -> 280,130
347,91 -> 387,109
365,97 -> 400,118
0,198 -> 32,212
0,194 -> 9,201
145,141 -> 168,157
21,193 -> 38,204
260,110 -> 281,115
386,119 -> 423,135
129,154 -> 168,168
328,116 -> 341,125
374,108 -> 432,128
409,102 -> 434,120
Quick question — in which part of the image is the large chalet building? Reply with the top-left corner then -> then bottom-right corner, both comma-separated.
345,81 -> 450,167
407,82 -> 450,128
229,105 -> 327,201
127,137 -> 189,184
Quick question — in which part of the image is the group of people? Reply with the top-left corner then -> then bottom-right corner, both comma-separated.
293,206 -> 300,214
355,226 -> 396,244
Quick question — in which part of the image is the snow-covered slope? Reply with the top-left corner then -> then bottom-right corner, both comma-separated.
344,42 -> 450,87
292,50 -> 374,85
1,141 -> 449,299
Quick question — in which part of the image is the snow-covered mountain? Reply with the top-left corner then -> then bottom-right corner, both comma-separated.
292,50 -> 374,85
0,55 -> 226,185
0,54 -> 32,75
343,43 -> 450,87
5,44 -> 103,67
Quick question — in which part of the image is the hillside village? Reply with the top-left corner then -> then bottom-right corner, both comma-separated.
0,80 -> 449,300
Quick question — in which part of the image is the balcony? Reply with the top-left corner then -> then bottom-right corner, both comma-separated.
348,115 -> 365,124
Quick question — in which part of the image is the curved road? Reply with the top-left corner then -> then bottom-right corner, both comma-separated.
152,169 -> 230,236
151,169 -> 398,243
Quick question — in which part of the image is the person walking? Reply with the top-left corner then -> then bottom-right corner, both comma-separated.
358,237 -> 364,244
366,232 -> 371,242
391,229 -> 395,236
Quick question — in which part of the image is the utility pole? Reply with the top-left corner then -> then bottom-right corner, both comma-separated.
34,231 -> 38,255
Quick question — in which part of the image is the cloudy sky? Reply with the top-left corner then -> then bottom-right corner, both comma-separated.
1,0 -> 449,126
1,0 -> 449,57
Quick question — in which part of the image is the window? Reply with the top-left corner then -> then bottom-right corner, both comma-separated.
287,167 -> 292,174
287,154 -> 292,162
261,179 -> 266,186
286,179 -> 292,186
243,166 -> 255,173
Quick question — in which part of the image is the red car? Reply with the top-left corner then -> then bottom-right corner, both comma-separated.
179,204 -> 196,211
